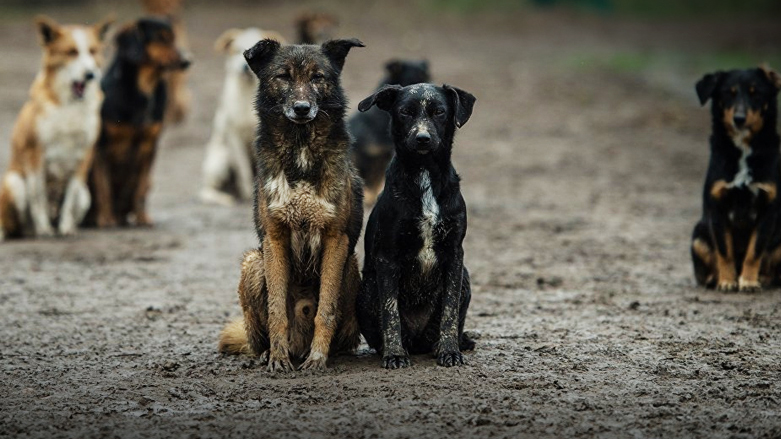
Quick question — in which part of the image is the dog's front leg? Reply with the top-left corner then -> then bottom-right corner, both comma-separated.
300,232 -> 349,371
90,151 -> 117,228
710,216 -> 737,291
437,246 -> 465,367
375,255 -> 408,369
58,178 -> 90,235
26,169 -> 54,237
264,230 -> 294,372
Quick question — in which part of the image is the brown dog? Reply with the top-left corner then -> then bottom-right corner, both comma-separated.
86,18 -> 190,227
295,12 -> 338,44
0,15 -> 112,240
218,38 -> 365,372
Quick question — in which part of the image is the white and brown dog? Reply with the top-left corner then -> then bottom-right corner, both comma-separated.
200,28 -> 286,206
0,16 -> 112,241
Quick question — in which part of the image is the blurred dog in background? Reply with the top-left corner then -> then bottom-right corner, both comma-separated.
200,27 -> 286,206
86,18 -> 190,228
296,12 -> 338,44
0,15 -> 112,240
349,59 -> 430,204
141,0 -> 192,124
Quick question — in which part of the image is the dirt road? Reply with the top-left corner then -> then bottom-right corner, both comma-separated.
1,2 -> 780,438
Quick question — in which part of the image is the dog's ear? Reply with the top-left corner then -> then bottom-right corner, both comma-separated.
321,38 -> 364,72
214,28 -> 242,53
244,38 -> 280,76
115,23 -> 145,64
93,15 -> 115,43
34,15 -> 62,46
261,30 -> 287,45
358,84 -> 402,113
385,59 -> 402,76
443,85 -> 476,128
759,64 -> 781,92
696,71 -> 724,106
419,60 -> 430,73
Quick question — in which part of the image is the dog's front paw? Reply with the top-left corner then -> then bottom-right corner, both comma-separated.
738,278 -> 762,293
716,280 -> 738,292
437,351 -> 464,367
298,351 -> 328,371
382,355 -> 410,370
267,353 -> 294,373
135,213 -> 154,227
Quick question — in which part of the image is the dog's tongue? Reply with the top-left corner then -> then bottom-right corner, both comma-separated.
72,81 -> 86,98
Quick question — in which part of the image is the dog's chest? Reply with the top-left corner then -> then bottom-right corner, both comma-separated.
416,170 -> 441,274
729,135 -> 754,188
264,172 -> 336,229
37,100 -> 100,182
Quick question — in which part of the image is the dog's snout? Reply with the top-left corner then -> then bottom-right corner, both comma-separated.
416,131 -> 431,144
734,113 -> 747,128
84,71 -> 96,82
293,101 -> 311,116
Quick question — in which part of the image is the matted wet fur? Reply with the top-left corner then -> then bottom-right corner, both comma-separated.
691,65 -> 781,292
356,83 -> 476,369
349,59 -> 431,205
218,38 -> 364,372
84,18 -> 190,228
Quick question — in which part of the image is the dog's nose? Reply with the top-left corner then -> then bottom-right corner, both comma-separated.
734,114 -> 746,128
293,101 -> 311,116
416,132 -> 431,144
180,58 -> 192,70
84,71 -> 95,82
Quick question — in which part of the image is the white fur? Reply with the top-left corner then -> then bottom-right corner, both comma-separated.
730,132 -> 753,190
201,28 -> 266,205
416,170 -> 439,273
265,172 -> 336,227
0,172 -> 29,240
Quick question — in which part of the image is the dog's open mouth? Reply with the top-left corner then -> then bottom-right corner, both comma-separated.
71,81 -> 87,99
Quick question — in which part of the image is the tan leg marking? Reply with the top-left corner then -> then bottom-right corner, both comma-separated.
716,230 -> 737,291
739,230 -> 763,293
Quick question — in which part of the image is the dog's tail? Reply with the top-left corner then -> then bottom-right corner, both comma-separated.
218,318 -> 251,355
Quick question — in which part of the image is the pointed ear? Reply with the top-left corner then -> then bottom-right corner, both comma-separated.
93,15 -> 115,43
759,64 -> 781,91
34,15 -> 61,46
696,71 -> 723,106
321,38 -> 364,72
358,85 -> 402,113
115,23 -> 145,64
385,59 -> 402,76
244,38 -> 280,76
443,85 -> 476,128
261,30 -> 287,45
214,28 -> 242,53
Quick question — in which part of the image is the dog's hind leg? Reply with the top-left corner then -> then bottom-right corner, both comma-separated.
0,172 -> 29,239
458,267 -> 475,352
226,132 -> 255,202
201,138 -> 236,206
219,248 -> 270,358
691,220 -> 716,288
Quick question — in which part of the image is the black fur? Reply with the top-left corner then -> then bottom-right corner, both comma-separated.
356,83 -> 477,368
348,60 -> 430,200
691,67 -> 781,290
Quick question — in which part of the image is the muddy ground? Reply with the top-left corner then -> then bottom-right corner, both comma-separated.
1,1 -> 780,438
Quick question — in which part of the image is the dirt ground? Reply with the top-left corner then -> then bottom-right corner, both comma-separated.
1,1 -> 780,438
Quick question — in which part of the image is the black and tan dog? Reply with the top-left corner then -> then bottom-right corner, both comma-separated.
218,38 -> 365,372
691,66 -> 781,292
349,60 -> 431,205
356,83 -> 476,369
85,18 -> 190,227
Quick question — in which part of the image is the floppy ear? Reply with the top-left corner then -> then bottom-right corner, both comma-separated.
443,85 -> 476,128
34,15 -> 61,46
93,15 -> 115,43
358,84 -> 402,113
243,38 -> 280,76
759,64 -> 781,91
696,71 -> 723,106
214,28 -> 242,53
115,23 -> 145,64
321,38 -> 364,72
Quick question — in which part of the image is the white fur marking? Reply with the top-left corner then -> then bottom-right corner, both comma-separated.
417,170 -> 439,273
730,132 -> 753,190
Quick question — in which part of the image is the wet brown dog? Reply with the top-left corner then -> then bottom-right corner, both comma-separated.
218,38 -> 364,372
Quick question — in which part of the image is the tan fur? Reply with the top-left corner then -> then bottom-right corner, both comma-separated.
0,16 -> 111,240
739,230 -> 763,292
715,230 -> 737,291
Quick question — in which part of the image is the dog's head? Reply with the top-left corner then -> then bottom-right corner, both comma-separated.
383,59 -> 430,87
358,83 -> 476,156
35,15 -> 113,101
115,18 -> 191,71
696,66 -> 780,143
215,28 -> 285,82
244,38 -> 364,124
295,12 -> 338,44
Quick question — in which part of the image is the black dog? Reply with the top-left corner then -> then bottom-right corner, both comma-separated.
356,83 -> 476,368
348,60 -> 430,204
691,66 -> 781,292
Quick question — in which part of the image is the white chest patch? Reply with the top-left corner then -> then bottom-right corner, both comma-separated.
37,98 -> 100,184
264,172 -> 336,228
417,170 -> 440,273
730,132 -> 753,189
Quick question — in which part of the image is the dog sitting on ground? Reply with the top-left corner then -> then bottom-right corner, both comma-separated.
295,12 -> 338,44
85,18 -> 190,228
0,15 -> 112,240
141,0 -> 192,124
200,27 -> 286,206
691,66 -> 781,292
349,60 -> 430,205
218,38 -> 365,372
356,83 -> 477,368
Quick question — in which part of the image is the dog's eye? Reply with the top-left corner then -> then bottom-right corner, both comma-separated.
89,48 -> 98,56
400,107 -> 414,116
275,73 -> 291,80
749,86 -> 756,95
312,72 -> 325,80
730,87 -> 737,97
433,108 -> 446,116
67,48 -> 79,57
